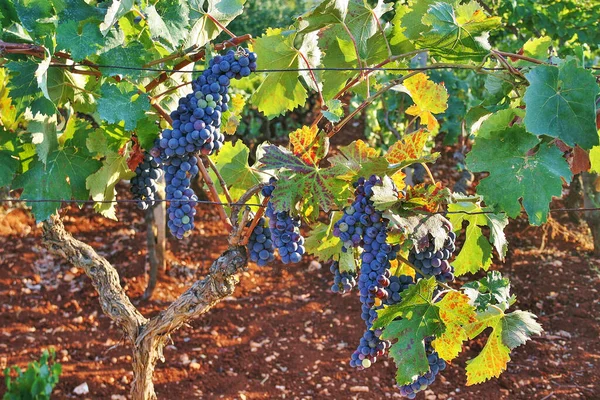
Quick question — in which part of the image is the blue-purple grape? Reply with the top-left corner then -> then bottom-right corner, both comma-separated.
247,217 -> 276,267
397,338 -> 446,398
130,152 -> 162,210
330,261 -> 357,294
408,230 -> 456,283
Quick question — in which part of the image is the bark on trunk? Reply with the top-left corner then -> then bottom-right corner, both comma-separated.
582,172 -> 600,256
42,214 -> 248,399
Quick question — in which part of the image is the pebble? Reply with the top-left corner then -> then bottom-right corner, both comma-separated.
73,382 -> 89,395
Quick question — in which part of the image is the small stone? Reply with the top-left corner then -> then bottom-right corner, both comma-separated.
189,361 -> 201,370
350,386 -> 369,392
73,382 -> 89,395
111,395 -> 127,400
63,273 -> 75,282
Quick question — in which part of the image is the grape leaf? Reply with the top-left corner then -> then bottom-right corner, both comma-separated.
523,60 -> 599,149
288,125 -> 329,165
474,108 -> 525,138
432,291 -> 476,361
404,73 -> 448,132
385,214 -> 451,252
56,21 -> 103,61
209,141 -> 264,202
376,278 -> 443,385
6,60 -> 39,100
371,175 -> 401,211
28,114 -> 58,165
463,271 -> 513,311
145,2 -> 190,51
404,182 -> 450,213
56,0 -> 103,22
296,0 -> 347,33
305,214 -> 344,264
86,150 -> 134,220
135,116 -> 159,151
328,140 -> 400,183
516,36 -> 552,66
100,0 -> 134,35
448,202 -> 494,276
466,125 -> 571,225
13,146 -> 101,221
97,83 -> 150,131
344,0 -> 392,59
322,99 -> 344,123
186,0 -> 245,48
97,42 -> 156,79
319,33 -> 357,99
385,129 -> 431,164
465,305 -> 542,385
251,29 -> 308,118
12,0 -> 55,37
0,151 -> 18,187
590,146 -> 600,174
419,1 -> 501,61
259,145 -> 348,220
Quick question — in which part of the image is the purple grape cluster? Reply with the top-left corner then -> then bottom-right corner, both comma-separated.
130,152 -> 161,210
262,180 -> 305,264
330,261 -> 357,294
164,155 -> 199,239
149,48 -> 257,238
332,175 -> 404,369
408,230 -> 456,283
247,217 -> 276,267
398,338 -> 446,398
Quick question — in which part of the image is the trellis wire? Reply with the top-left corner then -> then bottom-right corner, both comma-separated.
42,63 -> 600,73
1,198 -> 600,216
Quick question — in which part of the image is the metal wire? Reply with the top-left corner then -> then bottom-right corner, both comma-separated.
1,198 -> 600,216
42,63 -> 599,74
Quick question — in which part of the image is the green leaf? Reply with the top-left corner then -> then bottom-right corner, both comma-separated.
386,214 -> 451,252
474,108 -> 525,138
97,83 -> 150,131
6,60 -> 39,100
56,0 -> 103,22
463,271 -> 512,311
100,0 -> 134,35
186,0 -> 245,48
28,114 -> 58,165
304,216 -> 345,264
296,0 -> 348,33
447,201 -> 507,275
523,60 -> 599,149
12,0 -> 55,37
371,175 -> 400,211
419,1 -> 501,61
86,151 -> 134,219
377,278 -> 445,385
516,36 -> 552,65
56,21 -> 104,61
209,141 -> 264,202
97,42 -> 156,79
319,32 -> 357,99
0,151 -> 18,187
145,1 -> 190,51
251,30 -> 308,118
135,117 -> 159,151
501,310 -> 543,349
344,0 -> 392,59
466,125 -> 571,225
322,99 -> 344,123
259,145 -> 348,220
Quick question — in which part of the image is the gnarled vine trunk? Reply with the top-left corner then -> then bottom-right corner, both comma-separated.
42,214 -> 248,399
582,172 -> 600,256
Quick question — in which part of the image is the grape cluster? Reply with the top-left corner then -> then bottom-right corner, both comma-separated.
385,275 -> 415,305
330,261 -> 357,294
164,155 -> 199,239
408,230 -> 456,283
398,339 -> 446,399
262,181 -> 306,264
149,48 -> 257,238
247,217 -> 276,267
333,175 -> 403,369
130,152 -> 161,210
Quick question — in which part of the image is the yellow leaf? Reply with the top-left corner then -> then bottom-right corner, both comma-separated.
354,139 -> 379,158
385,129 -> 430,164
289,125 -> 329,164
404,73 -> 448,132
391,170 -> 406,193
465,324 -> 511,385
433,292 -> 476,361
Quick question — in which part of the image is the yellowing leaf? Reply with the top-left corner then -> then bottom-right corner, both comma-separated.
391,170 -> 407,193
222,93 -> 246,135
386,129 -> 430,163
432,292 -> 476,361
466,325 -> 510,385
405,182 -> 449,213
289,125 -> 329,164
404,73 -> 448,132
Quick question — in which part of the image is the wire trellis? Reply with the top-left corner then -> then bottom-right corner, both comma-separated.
1,198 -> 600,217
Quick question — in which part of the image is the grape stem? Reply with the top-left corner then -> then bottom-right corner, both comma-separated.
240,196 -> 271,246
204,156 -> 233,206
198,158 -> 233,232
421,163 -> 436,186
396,253 -> 454,291
229,183 -> 268,245
207,14 -> 237,39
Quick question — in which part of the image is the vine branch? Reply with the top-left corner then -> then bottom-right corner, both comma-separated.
198,156 -> 233,232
